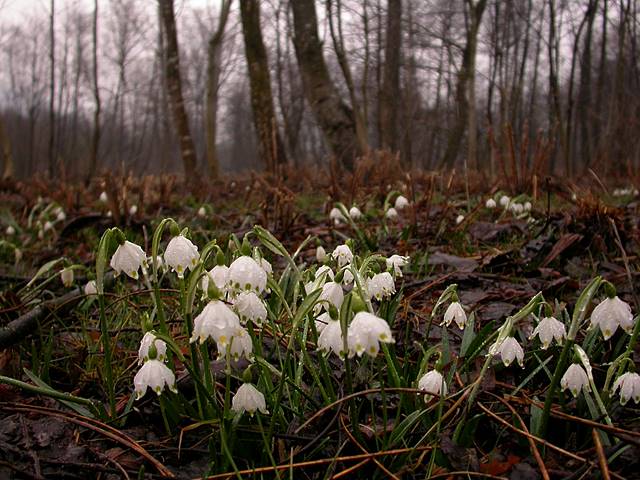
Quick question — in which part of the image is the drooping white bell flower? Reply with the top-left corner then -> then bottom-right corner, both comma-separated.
318,319 -> 346,357
332,244 -> 353,268
341,268 -> 354,286
110,240 -> 147,279
99,191 -> 108,203
231,383 -> 268,416
386,255 -> 409,277
258,257 -> 272,276
60,268 -> 74,288
367,272 -> 395,301
492,336 -> 524,367
510,203 -> 524,215
590,296 -> 634,340
233,291 -> 267,325
314,312 -> 331,334
227,256 -> 267,294
349,206 -> 362,220
418,370 -> 447,402
315,265 -> 335,282
455,214 -> 465,225
43,221 -> 54,232
164,235 -> 199,278
394,195 -> 409,210
612,372 -> 640,405
84,280 -> 97,296
385,207 -> 399,220
485,198 -> 497,209
347,312 -> 395,358
442,301 -> 467,330
197,206 -> 206,218
137,332 -> 167,365
190,300 -> 241,348
201,265 -> 229,295
316,246 -> 327,263
5,225 -> 15,236
529,316 -> 566,349
129,205 -> 138,216
56,210 -> 66,222
524,201 -> 532,211
499,195 -> 510,207
561,363 -> 590,398
219,326 -> 253,361
329,207 -> 347,225
133,359 -> 177,399
315,281 -> 344,314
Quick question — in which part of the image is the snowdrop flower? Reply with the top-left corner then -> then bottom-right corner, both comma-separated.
233,291 -> 267,325
164,235 -> 199,278
316,281 -> 344,314
590,296 -> 634,340
524,201 -> 532,212
106,210 -> 113,218
512,203 -> 524,215
316,246 -> 327,263
385,207 -> 399,220
386,255 -> 409,277
197,206 -> 206,218
43,221 -> 53,232
137,332 -> 167,365
314,312 -> 331,334
110,240 -> 146,279
259,257 -> 272,275
492,336 -> 524,367
56,210 -> 66,222
232,383 -> 268,416
228,256 -> 268,294
561,363 -> 590,397
395,195 -> 409,210
329,207 -> 346,225
190,300 -> 241,349
129,205 -> 138,216
347,312 -> 394,358
367,272 -> 395,301
612,372 -> 640,405
315,265 -> 335,282
99,191 -> 108,203
349,206 -> 362,220
341,268 -> 354,286
84,280 -> 97,296
5,225 -> 15,236
485,198 -> 497,209
455,214 -> 465,225
133,360 -> 177,399
60,268 -> 74,288
332,244 -> 353,268
201,265 -> 229,295
418,370 -> 447,402
318,319 -> 346,357
499,195 -> 510,207
530,316 -> 566,349
442,301 -> 467,330
219,326 -> 253,361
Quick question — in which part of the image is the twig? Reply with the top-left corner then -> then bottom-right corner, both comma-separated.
592,428 -> 611,480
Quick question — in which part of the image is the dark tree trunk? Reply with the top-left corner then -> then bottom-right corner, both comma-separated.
380,0 -> 402,154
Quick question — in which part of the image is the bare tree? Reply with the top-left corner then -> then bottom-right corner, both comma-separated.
379,0 -> 402,155
87,0 -> 100,183
48,0 -> 56,177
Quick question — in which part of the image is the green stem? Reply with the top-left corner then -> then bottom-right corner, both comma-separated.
98,292 -> 115,418
0,375 -> 96,410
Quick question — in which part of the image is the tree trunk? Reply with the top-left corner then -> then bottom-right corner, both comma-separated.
206,0 -> 232,179
48,0 -> 56,178
0,116 -> 14,179
87,0 -> 100,185
240,0 -> 287,172
290,0 -> 361,170
158,0 -> 198,179
380,0 -> 402,155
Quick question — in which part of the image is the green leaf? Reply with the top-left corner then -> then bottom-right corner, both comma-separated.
460,311 -> 476,356
387,409 -> 429,448
22,369 -> 96,418
24,258 -> 64,290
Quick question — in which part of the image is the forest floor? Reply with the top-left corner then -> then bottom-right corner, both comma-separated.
0,167 -> 639,479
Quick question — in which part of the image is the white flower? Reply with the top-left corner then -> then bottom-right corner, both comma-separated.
164,235 -> 199,278
259,257 -> 272,275
485,198 -> 497,209
316,246 -> 327,263
60,268 -> 74,288
493,336 -> 524,367
56,210 -> 66,222
385,207 -> 399,220
197,206 -> 206,218
314,312 -> 331,334
341,268 -> 354,285
232,383 -> 268,416
612,372 -> 640,405
332,244 -> 353,268
228,256 -> 267,294
106,210 -> 112,218
561,363 -> 590,398
137,332 -> 167,365
14,248 -> 22,262
442,302 -> 467,330
133,359 -> 177,399
5,225 -> 15,236
99,191 -> 108,203
386,255 -> 409,277
418,370 -> 447,402
84,280 -> 97,296
510,203 -> 524,214
219,326 -> 253,361
233,291 -> 267,325
499,195 -> 510,207
190,300 -> 241,349
524,201 -> 532,211
318,319 -> 346,357
110,240 -> 146,279
347,312 -> 395,358
349,206 -> 362,220
201,265 -> 229,295
43,221 -> 53,232
367,272 -> 395,301
129,205 -> 138,216
394,195 -> 409,210
455,214 -> 465,225
590,296 -> 634,340
316,281 -> 344,314
315,265 -> 335,282
329,207 -> 346,225
530,316 -> 566,349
